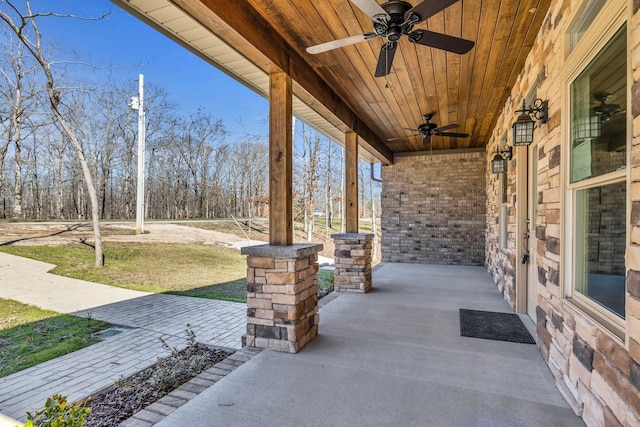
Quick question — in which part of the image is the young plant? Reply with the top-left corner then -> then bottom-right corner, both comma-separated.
23,394 -> 91,427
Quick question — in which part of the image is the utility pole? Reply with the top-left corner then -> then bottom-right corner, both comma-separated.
130,74 -> 146,234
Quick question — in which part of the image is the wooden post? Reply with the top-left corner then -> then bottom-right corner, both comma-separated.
345,131 -> 358,233
269,71 -> 293,245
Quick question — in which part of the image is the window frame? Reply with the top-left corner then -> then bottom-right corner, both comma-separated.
561,0 -> 629,341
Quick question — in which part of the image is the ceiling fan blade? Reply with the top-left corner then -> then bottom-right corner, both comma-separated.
375,41 -> 397,77
435,123 -> 459,132
437,132 -> 469,138
351,0 -> 390,22
409,30 -> 475,54
405,0 -> 459,24
307,33 -> 377,54
388,132 -> 422,141
423,134 -> 432,145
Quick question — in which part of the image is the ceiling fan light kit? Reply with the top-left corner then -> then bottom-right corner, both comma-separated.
306,0 -> 475,77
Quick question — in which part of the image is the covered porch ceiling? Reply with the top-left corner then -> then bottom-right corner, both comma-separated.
112,0 -> 551,164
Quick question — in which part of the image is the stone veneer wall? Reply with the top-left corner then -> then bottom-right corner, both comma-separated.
381,151 -> 486,265
333,233 -> 373,293
484,0 -> 640,425
241,244 -> 322,353
486,158 -> 518,308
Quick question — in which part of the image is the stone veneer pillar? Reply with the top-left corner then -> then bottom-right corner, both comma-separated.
240,243 -> 322,353
332,233 -> 373,293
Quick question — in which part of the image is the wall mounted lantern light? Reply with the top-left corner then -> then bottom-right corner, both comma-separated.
491,146 -> 512,174
512,99 -> 548,146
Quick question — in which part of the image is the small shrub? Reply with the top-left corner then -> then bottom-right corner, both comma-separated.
150,325 -> 209,394
85,325 -> 231,427
317,270 -> 334,299
23,394 -> 90,427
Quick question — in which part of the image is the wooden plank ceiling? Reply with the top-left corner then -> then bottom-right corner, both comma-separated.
118,0 -> 551,162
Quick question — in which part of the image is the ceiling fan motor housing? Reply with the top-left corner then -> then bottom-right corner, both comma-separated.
379,1 -> 415,41
306,0 -> 476,78
418,122 -> 437,134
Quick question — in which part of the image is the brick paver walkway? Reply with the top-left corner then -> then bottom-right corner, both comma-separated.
0,252 -> 246,423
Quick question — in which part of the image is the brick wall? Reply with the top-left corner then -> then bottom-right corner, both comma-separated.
484,0 -> 640,425
587,183 -> 626,276
381,151 -> 486,265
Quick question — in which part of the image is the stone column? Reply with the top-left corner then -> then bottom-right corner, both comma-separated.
332,233 -> 374,293
241,243 -> 323,353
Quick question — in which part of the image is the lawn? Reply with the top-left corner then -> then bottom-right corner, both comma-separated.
0,299 -> 108,377
0,243 -> 249,302
0,242 -> 334,303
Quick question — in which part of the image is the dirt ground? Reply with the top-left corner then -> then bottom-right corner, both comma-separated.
0,221 -> 341,260
0,222 -> 256,247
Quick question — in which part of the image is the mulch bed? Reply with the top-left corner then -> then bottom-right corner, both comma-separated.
84,344 -> 232,427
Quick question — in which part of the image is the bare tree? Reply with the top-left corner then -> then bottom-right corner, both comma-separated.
339,146 -> 345,233
324,137 -> 333,239
45,130 -> 69,219
0,35 -> 39,218
0,0 -> 106,266
358,159 -> 366,219
299,124 -> 321,241
176,111 -> 226,218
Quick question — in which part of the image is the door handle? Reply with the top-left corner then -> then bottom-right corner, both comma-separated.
521,229 -> 530,264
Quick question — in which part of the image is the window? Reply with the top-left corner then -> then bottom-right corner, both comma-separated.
570,27 -> 627,184
569,0 -> 607,51
574,182 -> 626,318
565,4 -> 627,333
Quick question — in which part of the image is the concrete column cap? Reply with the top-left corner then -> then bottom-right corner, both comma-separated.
331,233 -> 374,241
241,243 -> 323,258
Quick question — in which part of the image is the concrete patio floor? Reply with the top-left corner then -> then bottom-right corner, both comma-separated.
155,263 -> 585,426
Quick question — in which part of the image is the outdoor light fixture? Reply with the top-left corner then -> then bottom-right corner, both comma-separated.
512,99 -> 548,146
491,146 -> 512,174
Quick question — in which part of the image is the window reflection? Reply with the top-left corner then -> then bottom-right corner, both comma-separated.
575,182 -> 626,318
570,26 -> 626,183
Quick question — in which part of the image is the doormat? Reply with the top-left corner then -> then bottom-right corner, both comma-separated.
459,309 -> 535,344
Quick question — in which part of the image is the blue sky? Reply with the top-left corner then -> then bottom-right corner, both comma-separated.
32,0 -> 270,139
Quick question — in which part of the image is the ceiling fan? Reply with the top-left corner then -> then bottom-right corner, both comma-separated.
390,113 -> 469,145
593,92 -> 624,122
306,0 -> 475,77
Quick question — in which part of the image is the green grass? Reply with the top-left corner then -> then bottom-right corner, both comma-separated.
0,299 -> 108,378
317,269 -> 334,293
0,243 -> 248,299
175,270 -> 334,303
167,278 -> 248,302
0,241 -> 335,305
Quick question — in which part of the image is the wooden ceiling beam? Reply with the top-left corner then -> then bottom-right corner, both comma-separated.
170,0 -> 394,164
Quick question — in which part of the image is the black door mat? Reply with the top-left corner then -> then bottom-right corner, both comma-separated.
459,309 -> 535,344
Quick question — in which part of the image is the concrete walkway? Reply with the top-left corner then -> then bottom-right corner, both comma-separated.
155,263 -> 585,427
0,252 -> 246,422
0,253 -> 584,426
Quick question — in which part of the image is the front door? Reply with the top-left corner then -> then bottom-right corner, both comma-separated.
516,141 -> 539,321
526,142 -> 539,320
